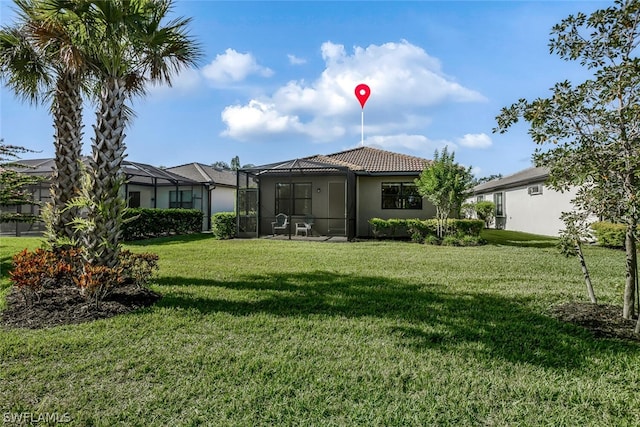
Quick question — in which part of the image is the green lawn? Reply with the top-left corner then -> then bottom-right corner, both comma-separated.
1,232 -> 638,426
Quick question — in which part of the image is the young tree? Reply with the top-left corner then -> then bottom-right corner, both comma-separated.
495,0 -> 640,326
415,147 -> 473,238
0,141 -> 44,224
558,211 -> 597,304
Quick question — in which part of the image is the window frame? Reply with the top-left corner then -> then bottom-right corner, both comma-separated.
128,191 -> 141,208
381,182 -> 423,210
275,182 -> 312,216
169,190 -> 193,209
494,192 -> 504,217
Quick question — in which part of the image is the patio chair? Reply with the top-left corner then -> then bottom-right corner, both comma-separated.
295,215 -> 314,237
271,213 -> 288,235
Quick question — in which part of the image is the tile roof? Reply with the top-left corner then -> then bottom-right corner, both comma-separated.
305,146 -> 431,173
473,166 -> 549,193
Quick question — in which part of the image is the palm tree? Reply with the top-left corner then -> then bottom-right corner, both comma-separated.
1,0 -> 89,243
79,0 -> 201,267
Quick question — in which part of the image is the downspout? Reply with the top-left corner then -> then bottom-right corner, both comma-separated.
288,167 -> 293,240
236,170 -> 240,237
207,183 -> 213,231
153,178 -> 157,208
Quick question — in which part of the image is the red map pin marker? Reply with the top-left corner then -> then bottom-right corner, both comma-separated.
355,83 -> 370,108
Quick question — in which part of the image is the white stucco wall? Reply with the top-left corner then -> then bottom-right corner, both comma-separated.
211,187 -> 236,214
472,183 -> 578,237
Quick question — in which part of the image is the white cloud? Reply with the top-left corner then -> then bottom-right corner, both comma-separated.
457,133 -> 492,149
287,54 -> 307,65
365,134 -> 455,154
202,48 -> 273,84
221,40 -> 486,142
471,166 -> 483,177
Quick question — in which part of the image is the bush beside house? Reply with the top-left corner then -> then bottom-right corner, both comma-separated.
590,221 -> 627,248
212,212 -> 236,239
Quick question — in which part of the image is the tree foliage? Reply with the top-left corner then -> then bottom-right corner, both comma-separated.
473,201 -> 496,228
495,0 -> 640,326
415,147 -> 473,238
0,140 -> 43,224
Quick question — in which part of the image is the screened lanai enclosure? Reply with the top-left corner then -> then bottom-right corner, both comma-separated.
237,158 -> 356,239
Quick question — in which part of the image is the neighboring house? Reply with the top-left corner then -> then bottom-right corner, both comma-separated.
469,166 -> 578,237
238,146 -> 435,239
1,158 -> 210,236
166,163 -> 239,230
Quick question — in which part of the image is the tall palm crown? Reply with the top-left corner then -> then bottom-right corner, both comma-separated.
79,0 -> 201,267
0,0 -> 89,242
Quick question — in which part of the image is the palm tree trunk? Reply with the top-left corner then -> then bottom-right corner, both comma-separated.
50,73 -> 83,243
85,77 -> 127,268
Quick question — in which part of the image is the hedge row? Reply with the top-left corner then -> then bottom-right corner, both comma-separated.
590,221 -> 627,248
368,218 -> 484,240
123,208 -> 203,240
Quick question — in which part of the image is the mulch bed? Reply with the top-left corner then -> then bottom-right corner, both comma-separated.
1,284 -> 161,330
549,302 -> 640,343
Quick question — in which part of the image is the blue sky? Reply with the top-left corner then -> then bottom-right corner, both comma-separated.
1,0 -> 610,177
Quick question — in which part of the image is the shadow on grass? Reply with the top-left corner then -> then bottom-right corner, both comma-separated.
1,253 -> 13,283
126,233 -> 216,247
155,272 -> 637,370
481,229 -> 558,248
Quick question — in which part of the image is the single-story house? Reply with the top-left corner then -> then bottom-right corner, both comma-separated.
165,163 -> 239,230
468,166 -> 578,237
237,146 -> 435,239
1,158 -> 229,236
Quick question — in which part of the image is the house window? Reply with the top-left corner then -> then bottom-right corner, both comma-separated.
275,183 -> 311,215
170,190 -> 193,209
476,195 -> 484,202
381,182 -> 422,209
494,192 -> 504,217
128,191 -> 141,208
528,185 -> 543,195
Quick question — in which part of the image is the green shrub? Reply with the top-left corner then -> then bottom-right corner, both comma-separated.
474,201 -> 496,228
590,221 -> 626,248
212,212 -> 236,239
123,208 -> 203,240
424,235 -> 440,245
369,218 -> 391,238
461,235 -> 486,246
441,235 -> 462,246
450,219 -> 484,237
368,218 -> 484,241
120,250 -> 160,289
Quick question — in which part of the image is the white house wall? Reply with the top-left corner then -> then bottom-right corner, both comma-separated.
474,183 -> 577,237
124,185 -> 154,208
211,187 -> 236,214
